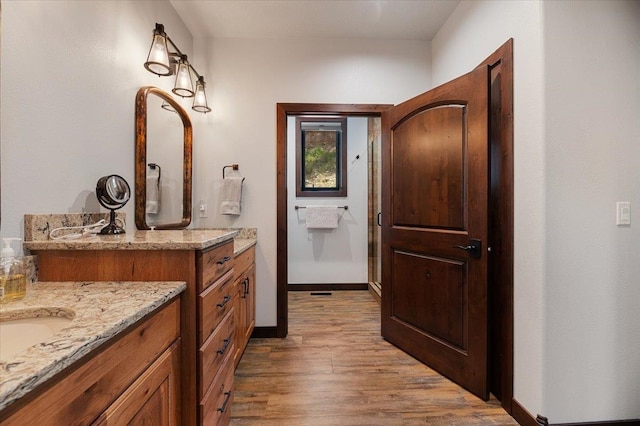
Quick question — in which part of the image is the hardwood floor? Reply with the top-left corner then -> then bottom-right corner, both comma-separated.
231,291 -> 517,425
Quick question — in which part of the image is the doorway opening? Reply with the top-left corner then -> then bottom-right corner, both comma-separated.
283,110 -> 388,294
276,104 -> 391,337
275,36 -> 513,416
284,113 -> 383,296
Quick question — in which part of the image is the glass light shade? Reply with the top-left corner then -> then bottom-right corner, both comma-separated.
192,77 -> 211,113
144,27 -> 171,76
172,57 -> 194,98
161,101 -> 176,112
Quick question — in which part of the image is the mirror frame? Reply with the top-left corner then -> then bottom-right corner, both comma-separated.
135,86 -> 193,230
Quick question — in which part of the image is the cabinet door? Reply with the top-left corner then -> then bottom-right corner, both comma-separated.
233,264 -> 256,368
233,275 -> 246,368
93,341 -> 181,426
244,264 -> 256,345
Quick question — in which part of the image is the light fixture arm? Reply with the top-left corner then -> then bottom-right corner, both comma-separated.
165,36 -> 205,82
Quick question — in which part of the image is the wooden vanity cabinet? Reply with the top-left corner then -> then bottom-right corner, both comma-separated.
233,246 -> 256,367
31,238 -> 238,426
0,299 -> 181,426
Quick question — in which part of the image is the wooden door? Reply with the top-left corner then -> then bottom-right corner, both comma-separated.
381,65 -> 489,399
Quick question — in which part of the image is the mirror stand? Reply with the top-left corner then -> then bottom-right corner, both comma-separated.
96,174 -> 131,234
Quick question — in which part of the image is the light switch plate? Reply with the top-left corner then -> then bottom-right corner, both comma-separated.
616,201 -> 631,226
199,200 -> 208,218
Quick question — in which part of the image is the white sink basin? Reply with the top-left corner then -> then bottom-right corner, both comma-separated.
0,313 -> 74,361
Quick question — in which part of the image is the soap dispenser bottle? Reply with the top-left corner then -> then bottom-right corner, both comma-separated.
0,238 -> 26,303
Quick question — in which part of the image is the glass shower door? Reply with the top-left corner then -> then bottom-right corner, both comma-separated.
368,117 -> 382,299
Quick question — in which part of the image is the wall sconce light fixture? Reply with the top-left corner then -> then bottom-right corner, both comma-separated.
144,23 -> 211,113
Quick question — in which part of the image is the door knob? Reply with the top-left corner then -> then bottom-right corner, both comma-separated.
454,239 -> 482,259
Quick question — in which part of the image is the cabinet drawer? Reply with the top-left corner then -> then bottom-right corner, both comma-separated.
198,241 -> 234,292
199,309 -> 234,398
233,246 -> 255,281
199,350 -> 234,426
198,269 -> 235,346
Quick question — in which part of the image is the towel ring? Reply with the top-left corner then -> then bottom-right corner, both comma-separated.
148,163 -> 161,180
223,164 -> 245,183
223,164 -> 239,179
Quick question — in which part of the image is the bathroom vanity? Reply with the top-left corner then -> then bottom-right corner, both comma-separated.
23,228 -> 257,426
0,281 -> 185,425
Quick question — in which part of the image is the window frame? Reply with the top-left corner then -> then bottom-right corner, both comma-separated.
295,116 -> 348,197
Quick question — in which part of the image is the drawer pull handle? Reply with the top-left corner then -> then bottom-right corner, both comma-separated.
216,256 -> 231,266
217,338 -> 232,355
217,391 -> 232,413
216,295 -> 231,308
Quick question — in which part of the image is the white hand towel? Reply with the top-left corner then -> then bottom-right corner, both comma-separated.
220,176 -> 244,215
146,169 -> 161,215
305,205 -> 339,229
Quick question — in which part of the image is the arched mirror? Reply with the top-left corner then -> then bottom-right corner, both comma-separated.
135,86 -> 192,230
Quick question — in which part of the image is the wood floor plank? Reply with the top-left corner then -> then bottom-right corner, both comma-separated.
231,291 -> 516,425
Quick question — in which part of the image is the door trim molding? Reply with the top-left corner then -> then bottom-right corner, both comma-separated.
276,103 -> 393,338
477,38 -> 514,412
251,326 -> 278,338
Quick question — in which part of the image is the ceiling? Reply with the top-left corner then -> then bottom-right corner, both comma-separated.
169,0 -> 460,40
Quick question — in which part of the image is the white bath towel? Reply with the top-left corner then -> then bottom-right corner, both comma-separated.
146,169 -> 160,214
220,176 -> 244,215
305,205 -> 339,229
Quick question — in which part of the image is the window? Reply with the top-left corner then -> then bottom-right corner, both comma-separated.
296,117 -> 347,197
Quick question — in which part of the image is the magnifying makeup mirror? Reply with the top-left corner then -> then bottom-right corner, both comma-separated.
96,175 -> 131,234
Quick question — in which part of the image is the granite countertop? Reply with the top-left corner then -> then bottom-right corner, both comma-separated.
0,281 -> 186,412
23,229 -> 238,251
234,238 -> 257,256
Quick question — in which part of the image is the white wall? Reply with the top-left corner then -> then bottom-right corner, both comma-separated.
1,0 -> 194,242
542,1 -> 640,422
191,37 -> 431,326
0,0 -> 431,329
433,0 -> 640,422
287,116 -> 369,285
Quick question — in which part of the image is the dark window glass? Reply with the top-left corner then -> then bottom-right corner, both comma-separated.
296,117 -> 347,197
